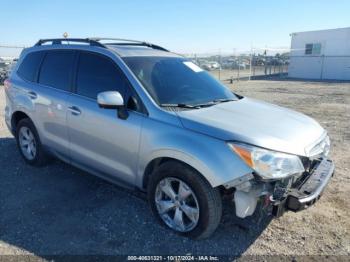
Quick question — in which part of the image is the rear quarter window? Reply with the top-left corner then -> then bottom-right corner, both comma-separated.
17,51 -> 45,82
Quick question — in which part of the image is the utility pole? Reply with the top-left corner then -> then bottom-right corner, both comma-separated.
237,54 -> 240,81
249,46 -> 253,81
218,49 -> 221,80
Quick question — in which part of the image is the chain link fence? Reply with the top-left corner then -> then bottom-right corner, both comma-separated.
183,47 -> 290,82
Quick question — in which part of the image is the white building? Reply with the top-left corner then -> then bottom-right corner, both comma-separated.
288,27 -> 350,80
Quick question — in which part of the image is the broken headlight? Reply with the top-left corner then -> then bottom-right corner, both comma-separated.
228,143 -> 305,179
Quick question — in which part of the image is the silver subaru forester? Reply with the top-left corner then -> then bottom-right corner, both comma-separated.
4,38 -> 334,239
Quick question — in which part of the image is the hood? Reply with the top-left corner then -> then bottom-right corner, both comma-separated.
176,97 -> 325,156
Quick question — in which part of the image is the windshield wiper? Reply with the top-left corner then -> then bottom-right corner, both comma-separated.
193,98 -> 236,108
160,103 -> 200,109
160,99 -> 236,109
212,98 -> 236,103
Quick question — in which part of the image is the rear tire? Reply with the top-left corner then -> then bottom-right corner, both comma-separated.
148,161 -> 222,239
15,118 -> 49,167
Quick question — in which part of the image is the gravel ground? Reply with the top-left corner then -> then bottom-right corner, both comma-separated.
0,80 -> 349,259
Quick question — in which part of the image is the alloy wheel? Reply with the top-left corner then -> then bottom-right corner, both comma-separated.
18,126 -> 37,160
155,177 -> 200,232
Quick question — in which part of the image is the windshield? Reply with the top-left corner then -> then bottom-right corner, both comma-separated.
123,56 -> 237,106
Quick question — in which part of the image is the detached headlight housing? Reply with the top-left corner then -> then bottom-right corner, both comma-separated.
228,143 -> 305,179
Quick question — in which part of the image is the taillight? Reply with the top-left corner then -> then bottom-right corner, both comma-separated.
4,79 -> 10,90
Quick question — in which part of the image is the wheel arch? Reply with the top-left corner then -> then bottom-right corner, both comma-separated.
141,151 -> 214,191
11,111 -> 31,134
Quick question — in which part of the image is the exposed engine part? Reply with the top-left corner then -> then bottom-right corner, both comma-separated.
272,183 -> 289,201
271,176 -> 295,201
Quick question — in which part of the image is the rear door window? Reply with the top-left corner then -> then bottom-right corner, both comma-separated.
75,52 -> 127,99
38,50 -> 75,91
17,51 -> 45,82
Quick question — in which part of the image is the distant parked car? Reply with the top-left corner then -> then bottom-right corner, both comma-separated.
252,57 -> 265,66
266,58 -> 284,66
221,60 -> 246,70
0,61 -> 6,70
232,61 -> 246,70
0,72 -> 6,84
0,61 -> 8,84
201,61 -> 220,71
6,61 -> 17,78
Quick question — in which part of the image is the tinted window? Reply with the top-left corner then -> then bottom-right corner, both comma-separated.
123,56 -> 236,105
305,43 -> 322,55
39,50 -> 75,91
76,52 -> 127,99
305,44 -> 313,55
17,51 -> 45,82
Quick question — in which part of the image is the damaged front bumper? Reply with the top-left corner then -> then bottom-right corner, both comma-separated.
272,158 -> 335,217
230,157 -> 335,218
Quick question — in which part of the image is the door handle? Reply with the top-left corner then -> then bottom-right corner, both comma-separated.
27,91 -> 37,99
68,106 -> 81,116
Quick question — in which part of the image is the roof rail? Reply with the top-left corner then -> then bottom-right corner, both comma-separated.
34,37 -> 169,52
88,37 -> 169,52
35,38 -> 105,48
88,37 -> 145,43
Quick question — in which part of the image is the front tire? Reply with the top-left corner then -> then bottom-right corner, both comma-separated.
148,161 -> 222,239
15,118 -> 49,166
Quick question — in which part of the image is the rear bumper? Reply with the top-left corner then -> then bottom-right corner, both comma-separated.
5,121 -> 13,135
272,158 -> 334,217
4,106 -> 13,135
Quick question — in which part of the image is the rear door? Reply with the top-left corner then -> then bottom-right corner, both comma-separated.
36,50 -> 76,158
67,51 -> 145,185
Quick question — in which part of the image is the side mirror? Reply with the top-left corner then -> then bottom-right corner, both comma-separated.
97,91 -> 124,109
97,91 -> 128,120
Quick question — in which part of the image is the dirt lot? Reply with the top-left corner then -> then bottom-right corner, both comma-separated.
0,80 -> 349,259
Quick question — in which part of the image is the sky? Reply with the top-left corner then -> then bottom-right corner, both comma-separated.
0,0 -> 349,57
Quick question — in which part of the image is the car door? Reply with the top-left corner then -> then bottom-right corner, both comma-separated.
35,49 -> 76,159
67,51 -> 145,185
